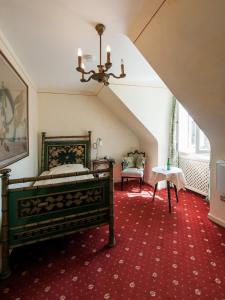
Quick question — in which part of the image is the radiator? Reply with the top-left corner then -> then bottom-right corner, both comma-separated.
178,155 -> 210,196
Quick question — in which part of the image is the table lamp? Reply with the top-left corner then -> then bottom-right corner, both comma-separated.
93,137 -> 103,159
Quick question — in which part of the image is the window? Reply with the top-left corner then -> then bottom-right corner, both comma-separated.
178,103 -> 210,154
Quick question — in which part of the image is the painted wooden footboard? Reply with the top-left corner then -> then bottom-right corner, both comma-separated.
0,162 -> 115,279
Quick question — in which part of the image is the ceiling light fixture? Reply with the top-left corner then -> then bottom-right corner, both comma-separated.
76,23 -> 126,86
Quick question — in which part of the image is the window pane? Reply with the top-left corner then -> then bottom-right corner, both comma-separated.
189,117 -> 196,152
198,128 -> 210,151
178,102 -> 210,154
178,103 -> 196,153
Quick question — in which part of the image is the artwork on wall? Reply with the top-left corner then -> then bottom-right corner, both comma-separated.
0,50 -> 29,169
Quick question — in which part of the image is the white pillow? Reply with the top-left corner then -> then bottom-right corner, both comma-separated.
40,170 -> 50,176
49,164 -> 86,175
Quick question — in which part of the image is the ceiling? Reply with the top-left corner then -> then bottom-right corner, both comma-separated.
0,0 -> 164,95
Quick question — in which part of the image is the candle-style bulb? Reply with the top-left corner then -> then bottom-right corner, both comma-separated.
121,59 -> 124,75
81,62 -> 85,80
77,48 -> 82,68
106,45 -> 111,64
77,48 -> 82,57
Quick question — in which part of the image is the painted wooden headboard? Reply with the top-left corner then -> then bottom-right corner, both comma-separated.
41,131 -> 92,172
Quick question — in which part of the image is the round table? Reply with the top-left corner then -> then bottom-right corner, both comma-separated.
151,166 -> 186,212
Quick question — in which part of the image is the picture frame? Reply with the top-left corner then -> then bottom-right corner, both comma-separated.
0,50 -> 29,169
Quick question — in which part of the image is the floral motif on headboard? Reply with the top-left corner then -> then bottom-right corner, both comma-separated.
47,144 -> 86,170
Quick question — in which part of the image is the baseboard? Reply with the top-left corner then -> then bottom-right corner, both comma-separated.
208,212 -> 225,228
114,177 -> 121,183
143,178 -> 151,185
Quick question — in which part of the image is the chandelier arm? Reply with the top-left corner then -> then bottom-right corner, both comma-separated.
108,73 -> 126,79
104,63 -> 112,72
82,70 -> 96,75
81,74 -> 94,82
76,68 -> 96,75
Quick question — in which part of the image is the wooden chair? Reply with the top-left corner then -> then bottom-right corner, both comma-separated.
121,150 -> 145,191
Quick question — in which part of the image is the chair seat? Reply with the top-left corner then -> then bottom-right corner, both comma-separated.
121,168 -> 144,178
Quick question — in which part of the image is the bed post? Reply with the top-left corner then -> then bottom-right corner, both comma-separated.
88,131 -> 92,169
41,132 -> 46,172
108,159 -> 116,247
0,168 -> 11,279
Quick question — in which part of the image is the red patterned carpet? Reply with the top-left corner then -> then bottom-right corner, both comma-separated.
1,182 -> 225,300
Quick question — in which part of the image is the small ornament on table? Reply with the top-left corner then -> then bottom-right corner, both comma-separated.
167,157 -> 171,170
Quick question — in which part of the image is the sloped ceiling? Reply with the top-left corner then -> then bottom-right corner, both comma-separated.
0,0 -> 164,94
129,0 -> 225,225
130,0 -> 225,138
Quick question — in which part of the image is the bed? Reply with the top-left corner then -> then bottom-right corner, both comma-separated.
0,131 -> 115,279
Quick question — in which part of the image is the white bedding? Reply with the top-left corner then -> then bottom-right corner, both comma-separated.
34,164 -> 94,186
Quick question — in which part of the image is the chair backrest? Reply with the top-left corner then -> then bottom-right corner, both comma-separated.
122,150 -> 145,170
127,150 -> 145,159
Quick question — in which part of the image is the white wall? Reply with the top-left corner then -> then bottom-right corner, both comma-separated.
129,0 -> 225,227
109,84 -> 172,185
38,92 -> 139,182
98,86 -> 158,184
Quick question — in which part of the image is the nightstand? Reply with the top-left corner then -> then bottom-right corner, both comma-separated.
92,159 -> 109,171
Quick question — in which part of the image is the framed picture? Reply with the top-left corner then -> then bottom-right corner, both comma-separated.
0,50 -> 29,169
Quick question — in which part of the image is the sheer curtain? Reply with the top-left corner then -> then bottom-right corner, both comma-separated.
168,96 -> 178,166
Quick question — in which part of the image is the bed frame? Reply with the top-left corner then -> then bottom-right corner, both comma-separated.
0,131 -> 115,279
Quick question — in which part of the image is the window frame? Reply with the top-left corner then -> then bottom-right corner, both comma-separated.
178,103 -> 210,155
196,128 -> 210,154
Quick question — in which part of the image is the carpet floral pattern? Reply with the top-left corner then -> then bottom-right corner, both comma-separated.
0,182 -> 225,300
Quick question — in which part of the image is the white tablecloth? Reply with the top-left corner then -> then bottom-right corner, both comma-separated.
151,166 -> 186,191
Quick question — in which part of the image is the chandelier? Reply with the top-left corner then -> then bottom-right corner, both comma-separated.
76,23 -> 126,86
